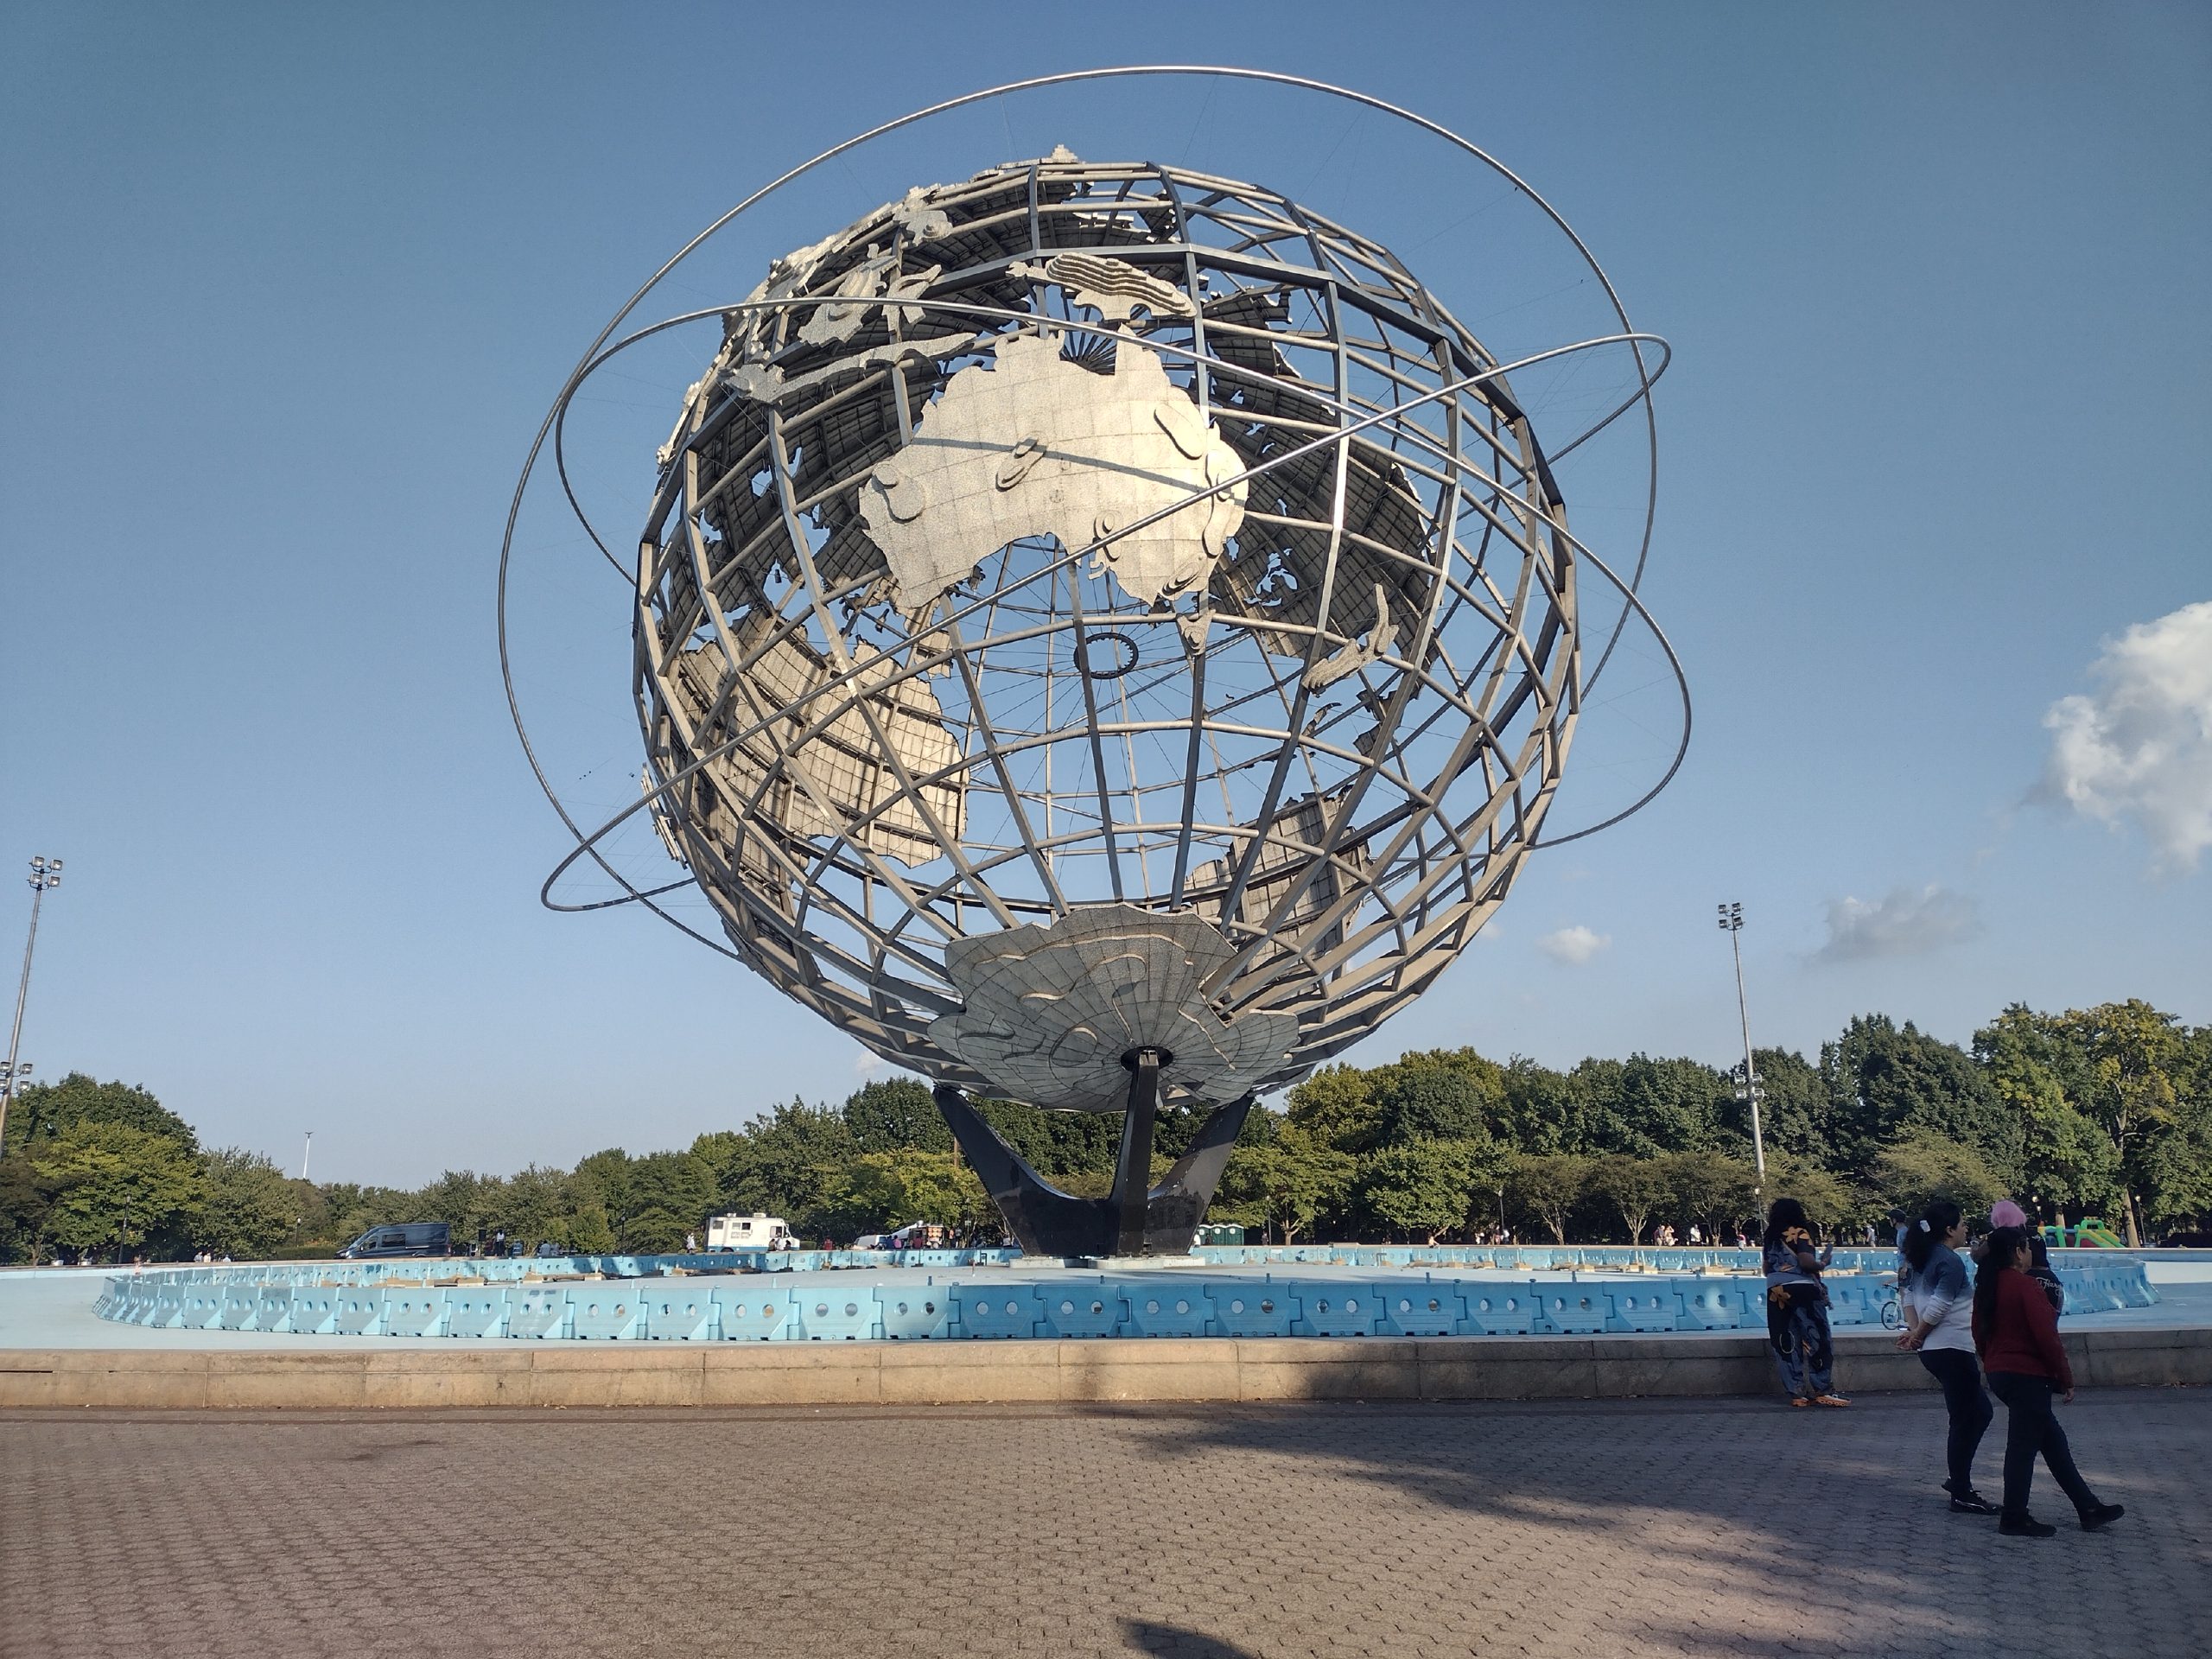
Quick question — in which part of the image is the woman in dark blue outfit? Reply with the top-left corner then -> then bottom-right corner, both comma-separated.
1763,1198 -> 1848,1407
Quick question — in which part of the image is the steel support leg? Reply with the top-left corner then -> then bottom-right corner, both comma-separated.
931,1063 -> 1254,1261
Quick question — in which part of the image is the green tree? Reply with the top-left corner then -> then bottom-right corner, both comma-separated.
616,1150 -> 716,1249
1763,1154 -> 1861,1240
1507,1153 -> 1591,1243
714,1101 -> 861,1233
483,1163 -> 573,1249
1356,1136 -> 1502,1243
1748,1048 -> 1823,1165
1658,1149 -> 1759,1243
1592,1155 -> 1671,1243
3,1073 -> 196,1158
1974,1005 -> 2119,1219
34,1122 -> 201,1259
1818,1014 -> 2020,1185
833,1148 -> 989,1235
842,1077 -> 950,1153
1283,1065 -> 1380,1154
0,1148 -> 65,1262
193,1148 -> 297,1259
962,1095 -> 1122,1189
415,1170 -> 504,1241
2052,1000 -> 2191,1243
1364,1049 -> 1504,1146
566,1201 -> 617,1254
1566,1056 -> 1733,1158
1871,1128 -> 2006,1221
1217,1128 -> 1354,1243
1495,1058 -> 1576,1157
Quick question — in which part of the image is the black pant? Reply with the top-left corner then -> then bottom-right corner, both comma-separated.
1986,1370 -> 2100,1520
1918,1346 -> 1992,1493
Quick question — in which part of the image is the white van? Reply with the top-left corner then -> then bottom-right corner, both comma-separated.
706,1213 -> 798,1251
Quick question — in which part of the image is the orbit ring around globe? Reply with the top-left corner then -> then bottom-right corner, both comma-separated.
499,67 -> 1690,1131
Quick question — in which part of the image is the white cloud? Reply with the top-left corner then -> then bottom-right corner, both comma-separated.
2042,601 -> 2212,873
1815,885 -> 1982,963
1536,924 -> 1611,964
852,1051 -> 890,1077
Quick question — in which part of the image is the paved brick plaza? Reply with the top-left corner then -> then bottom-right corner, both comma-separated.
4,1391 -> 2206,1658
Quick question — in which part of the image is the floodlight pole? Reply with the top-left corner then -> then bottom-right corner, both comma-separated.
300,1131 -> 314,1182
1717,901 -> 1766,1198
3,855 -> 63,1154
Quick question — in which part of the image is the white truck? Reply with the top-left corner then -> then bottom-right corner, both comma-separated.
706,1212 -> 798,1251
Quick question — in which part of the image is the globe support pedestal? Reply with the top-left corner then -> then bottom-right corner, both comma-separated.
933,1058 -> 1253,1261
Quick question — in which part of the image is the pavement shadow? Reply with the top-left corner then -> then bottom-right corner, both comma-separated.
1109,1392 -> 2203,1655
1119,1618 -> 1263,1657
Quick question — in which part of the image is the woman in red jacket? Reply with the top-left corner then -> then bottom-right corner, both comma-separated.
1971,1224 -> 2126,1537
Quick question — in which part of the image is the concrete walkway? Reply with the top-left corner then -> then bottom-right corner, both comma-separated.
3,1391 -> 2205,1658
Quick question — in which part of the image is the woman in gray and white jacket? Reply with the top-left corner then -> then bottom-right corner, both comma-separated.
1897,1198 -> 1999,1513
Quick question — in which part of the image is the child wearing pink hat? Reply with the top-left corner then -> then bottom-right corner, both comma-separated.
1980,1201 -> 2066,1313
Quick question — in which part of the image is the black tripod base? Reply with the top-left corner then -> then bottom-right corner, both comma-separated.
934,1058 -> 1252,1260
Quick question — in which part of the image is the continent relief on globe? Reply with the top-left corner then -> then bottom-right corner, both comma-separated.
859,324 -> 1249,615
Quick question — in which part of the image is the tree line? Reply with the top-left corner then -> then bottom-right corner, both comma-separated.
1,997 -> 2204,1263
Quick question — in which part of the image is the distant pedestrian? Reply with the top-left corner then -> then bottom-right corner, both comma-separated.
1763,1198 -> 1848,1408
1688,1224 -> 1702,1245
1897,1199 -> 1997,1513
1973,1224 -> 2125,1537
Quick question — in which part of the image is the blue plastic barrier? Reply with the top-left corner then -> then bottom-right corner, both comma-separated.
289,1287 -> 339,1334
84,1250 -> 2161,1346
444,1289 -> 509,1338
1038,1287 -> 1121,1338
505,1287 -> 569,1339
1376,1286 -> 1463,1337
380,1290 -> 446,1337
178,1288 -> 225,1331
334,1291 -> 383,1335
1461,1285 -> 1535,1335
1822,1281 -> 1882,1327
709,1287 -> 791,1340
639,1288 -> 714,1340
1122,1287 -> 1214,1338
1678,1282 -> 1755,1331
1605,1286 -> 1683,1334
1294,1283 -> 1378,1338
1534,1286 -> 1608,1335
1211,1282 -> 1296,1337
213,1287 -> 259,1332
251,1287 -> 293,1334
954,1286 -> 1042,1338
569,1290 -> 643,1339
877,1287 -> 951,1340
794,1292 -> 880,1341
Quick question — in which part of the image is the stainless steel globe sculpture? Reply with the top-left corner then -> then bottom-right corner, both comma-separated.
506,74 -> 1681,1255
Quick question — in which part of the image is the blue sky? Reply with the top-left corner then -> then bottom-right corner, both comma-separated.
3,3 -> 2205,1186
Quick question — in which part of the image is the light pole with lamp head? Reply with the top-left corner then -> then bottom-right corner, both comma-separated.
3,855 -> 62,1154
1718,901 -> 1767,1201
